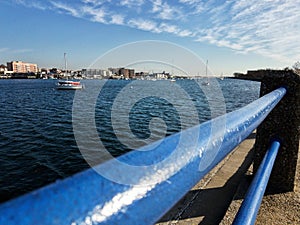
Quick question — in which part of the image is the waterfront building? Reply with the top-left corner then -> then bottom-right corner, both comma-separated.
0,64 -> 7,74
0,64 -> 11,78
82,69 -> 112,79
108,67 -> 135,79
108,67 -> 119,75
128,69 -> 135,79
7,61 -> 38,73
155,72 -> 169,80
119,68 -> 129,79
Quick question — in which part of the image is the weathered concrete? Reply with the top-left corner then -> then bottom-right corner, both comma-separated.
244,69 -> 300,193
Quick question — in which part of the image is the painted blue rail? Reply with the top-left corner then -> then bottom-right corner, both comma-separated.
233,140 -> 281,225
0,87 -> 286,225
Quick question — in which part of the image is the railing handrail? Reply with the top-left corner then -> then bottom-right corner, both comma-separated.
233,140 -> 281,225
0,87 -> 286,225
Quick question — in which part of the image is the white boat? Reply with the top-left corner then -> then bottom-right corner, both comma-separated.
56,80 -> 83,90
56,53 -> 83,90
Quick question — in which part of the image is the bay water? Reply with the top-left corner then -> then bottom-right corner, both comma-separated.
0,78 -> 260,202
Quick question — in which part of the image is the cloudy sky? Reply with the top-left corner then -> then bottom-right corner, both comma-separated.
0,0 -> 299,75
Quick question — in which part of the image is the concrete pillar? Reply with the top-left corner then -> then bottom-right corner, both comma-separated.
251,69 -> 300,193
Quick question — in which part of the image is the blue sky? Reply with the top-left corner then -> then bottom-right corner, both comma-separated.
0,0 -> 299,75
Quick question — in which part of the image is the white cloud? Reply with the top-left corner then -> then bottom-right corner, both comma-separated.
50,1 -> 80,17
159,23 -> 179,34
120,0 -> 145,8
111,14 -> 125,25
151,0 -> 183,20
179,0 -> 202,4
158,3 -> 179,20
82,5 -> 107,23
195,0 -> 300,63
81,0 -> 107,5
128,19 -> 160,33
178,29 -> 194,37
29,2 -> 47,10
152,0 -> 162,13
11,0 -> 300,64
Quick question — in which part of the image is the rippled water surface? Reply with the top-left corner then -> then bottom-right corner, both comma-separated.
0,78 -> 260,202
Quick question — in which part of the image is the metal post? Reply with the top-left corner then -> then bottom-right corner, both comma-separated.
233,141 -> 280,225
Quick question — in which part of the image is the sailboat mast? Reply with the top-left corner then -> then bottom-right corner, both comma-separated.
205,59 -> 208,77
64,53 -> 67,73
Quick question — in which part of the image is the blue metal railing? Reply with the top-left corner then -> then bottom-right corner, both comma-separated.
0,87 -> 286,225
233,140 -> 281,225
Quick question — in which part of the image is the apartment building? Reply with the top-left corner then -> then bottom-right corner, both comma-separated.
7,61 -> 38,73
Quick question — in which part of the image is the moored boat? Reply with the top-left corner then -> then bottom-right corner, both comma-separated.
56,80 -> 83,90
56,53 -> 83,90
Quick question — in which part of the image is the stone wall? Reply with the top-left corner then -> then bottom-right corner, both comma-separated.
245,69 -> 300,193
